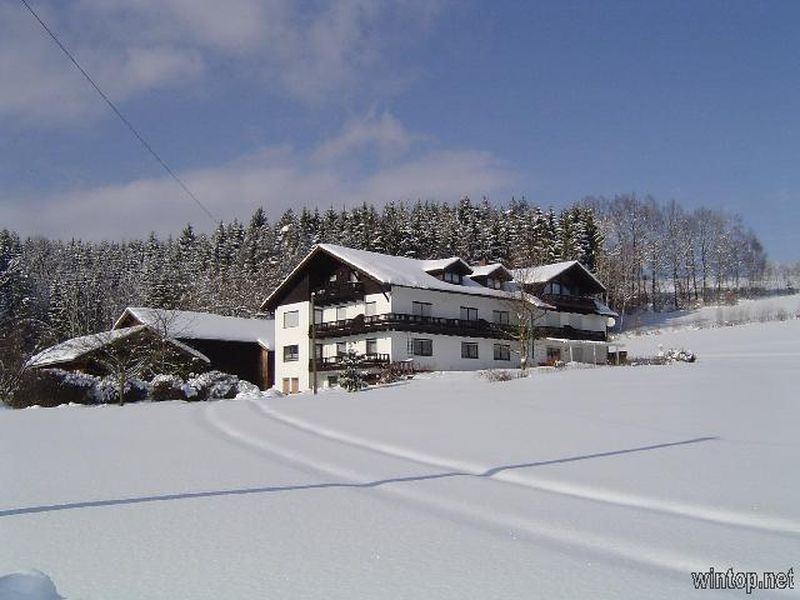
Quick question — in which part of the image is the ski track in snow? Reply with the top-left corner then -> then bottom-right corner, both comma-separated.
247,399 -> 800,538
200,399 -> 791,589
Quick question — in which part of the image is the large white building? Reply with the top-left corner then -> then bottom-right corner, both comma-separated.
261,244 -> 617,394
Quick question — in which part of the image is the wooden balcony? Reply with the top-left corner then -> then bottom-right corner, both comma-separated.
310,353 -> 391,371
536,325 -> 607,342
312,313 -> 517,340
540,293 -> 600,315
312,281 -> 365,307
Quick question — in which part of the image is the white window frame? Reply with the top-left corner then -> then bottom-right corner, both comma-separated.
412,338 -> 433,356
460,306 -> 478,321
461,341 -> 479,359
283,310 -> 299,328
493,343 -> 511,361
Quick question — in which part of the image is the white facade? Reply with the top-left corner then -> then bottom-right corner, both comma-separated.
266,244 -> 616,393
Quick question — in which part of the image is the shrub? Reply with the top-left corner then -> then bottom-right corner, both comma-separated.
184,370 -> 241,401
150,374 -> 187,401
338,350 -> 367,392
478,369 -> 526,382
10,368 -> 99,408
93,376 -> 149,405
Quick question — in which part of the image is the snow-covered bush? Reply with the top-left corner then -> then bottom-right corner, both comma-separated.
150,374 -> 187,401
338,350 -> 367,392
478,369 -> 526,382
183,370 -> 242,400
93,376 -> 149,405
629,346 -> 697,366
11,368 -> 99,408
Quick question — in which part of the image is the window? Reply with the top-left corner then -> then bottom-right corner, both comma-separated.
486,277 -> 502,290
366,338 -> 377,355
364,301 -> 377,316
349,271 -> 359,283
493,310 -> 510,325
494,343 -> 511,361
546,347 -> 562,363
460,306 -> 478,321
544,282 -> 570,295
314,343 -> 323,359
336,306 -> 347,321
336,342 -> 346,357
461,342 -> 479,359
313,308 -> 323,325
283,345 -> 299,362
443,271 -> 463,284
412,301 -> 432,318
283,310 -> 299,328
412,338 -> 433,356
327,375 -> 339,387
329,272 -> 338,282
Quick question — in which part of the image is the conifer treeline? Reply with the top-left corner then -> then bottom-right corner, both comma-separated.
0,194 -> 777,360
1,198 -> 602,344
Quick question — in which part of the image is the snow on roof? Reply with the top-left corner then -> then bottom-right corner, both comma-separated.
421,257 -> 472,273
468,263 -> 512,278
26,326 -> 210,369
593,299 -> 619,318
27,326 -> 146,368
512,260 -> 606,290
116,307 -> 275,348
312,244 -> 547,303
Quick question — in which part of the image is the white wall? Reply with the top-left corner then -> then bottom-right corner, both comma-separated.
391,286 -> 518,323
274,300 -> 311,390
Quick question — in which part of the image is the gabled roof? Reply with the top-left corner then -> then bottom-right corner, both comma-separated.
26,326 -> 210,369
511,260 -> 606,291
422,257 -> 473,275
261,244 -> 552,310
115,307 -> 274,349
468,263 -> 513,280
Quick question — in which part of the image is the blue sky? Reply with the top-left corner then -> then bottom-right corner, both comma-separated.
1,0 -> 798,260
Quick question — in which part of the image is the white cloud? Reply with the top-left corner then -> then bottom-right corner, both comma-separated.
0,0 -> 444,122
314,110 -> 420,163
0,116 -> 515,239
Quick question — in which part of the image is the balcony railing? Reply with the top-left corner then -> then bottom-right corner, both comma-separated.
536,325 -> 606,342
540,293 -> 600,314
312,313 -> 516,340
312,281 -> 365,306
310,353 -> 391,371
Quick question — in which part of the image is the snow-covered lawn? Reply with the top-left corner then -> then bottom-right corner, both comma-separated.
2,320 -> 798,598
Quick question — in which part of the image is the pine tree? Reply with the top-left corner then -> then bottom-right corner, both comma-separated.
338,349 -> 367,392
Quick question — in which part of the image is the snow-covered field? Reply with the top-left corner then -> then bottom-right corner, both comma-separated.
618,292 -> 800,333
2,320 -> 799,598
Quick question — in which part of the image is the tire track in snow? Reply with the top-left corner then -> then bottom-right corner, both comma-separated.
200,400 -> 746,583
249,399 -> 800,538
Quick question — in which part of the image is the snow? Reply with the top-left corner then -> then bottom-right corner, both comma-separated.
26,325 -> 211,370
618,293 -> 800,334
117,307 -> 275,347
512,259 -> 605,290
26,326 -> 148,368
264,243 -> 551,305
0,570 -> 63,600
467,262 -> 510,278
2,319 -> 798,598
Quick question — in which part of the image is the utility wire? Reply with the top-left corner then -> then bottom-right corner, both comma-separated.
19,0 -> 217,223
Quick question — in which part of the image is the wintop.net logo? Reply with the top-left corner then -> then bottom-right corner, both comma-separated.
691,567 -> 794,594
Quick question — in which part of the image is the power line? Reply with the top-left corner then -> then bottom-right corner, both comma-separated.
18,0 -> 217,224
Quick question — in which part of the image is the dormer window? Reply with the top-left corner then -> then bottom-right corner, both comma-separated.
486,277 -> 503,290
544,282 -> 571,296
443,271 -> 463,284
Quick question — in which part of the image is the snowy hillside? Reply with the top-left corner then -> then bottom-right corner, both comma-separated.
2,320 -> 798,598
617,292 -> 800,334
